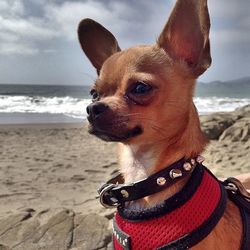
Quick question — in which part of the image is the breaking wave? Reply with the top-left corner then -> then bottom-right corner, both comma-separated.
0,95 -> 249,120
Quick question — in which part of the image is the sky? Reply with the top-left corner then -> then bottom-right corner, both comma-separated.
0,0 -> 250,85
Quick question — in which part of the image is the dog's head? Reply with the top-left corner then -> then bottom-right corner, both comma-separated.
78,0 -> 211,145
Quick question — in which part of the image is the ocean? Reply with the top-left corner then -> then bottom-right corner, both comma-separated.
0,82 -> 249,124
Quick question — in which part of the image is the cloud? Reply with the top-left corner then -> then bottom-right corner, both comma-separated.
0,0 -> 249,83
1,0 -> 249,55
0,0 -> 24,17
0,42 -> 39,55
211,29 -> 250,47
0,0 -> 60,55
209,0 -> 250,47
44,1 -> 141,41
44,1 -> 114,41
0,0 -> 170,55
209,0 -> 250,21
0,1 -> 79,55
43,0 -> 174,47
0,16 -> 58,40
0,0 -> 116,55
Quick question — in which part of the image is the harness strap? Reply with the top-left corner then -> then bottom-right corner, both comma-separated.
241,208 -> 250,250
227,191 -> 250,250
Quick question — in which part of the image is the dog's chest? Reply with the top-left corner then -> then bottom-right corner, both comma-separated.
119,145 -> 156,183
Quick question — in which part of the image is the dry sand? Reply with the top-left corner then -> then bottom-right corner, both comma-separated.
0,112 -> 249,219
0,123 -> 118,218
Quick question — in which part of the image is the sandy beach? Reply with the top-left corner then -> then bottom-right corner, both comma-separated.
0,123 -> 119,219
0,107 -> 249,219
0,106 -> 249,249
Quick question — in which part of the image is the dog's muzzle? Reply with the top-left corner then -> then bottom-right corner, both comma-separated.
86,102 -> 109,123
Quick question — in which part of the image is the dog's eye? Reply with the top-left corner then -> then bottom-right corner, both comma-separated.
130,81 -> 152,96
90,89 -> 99,102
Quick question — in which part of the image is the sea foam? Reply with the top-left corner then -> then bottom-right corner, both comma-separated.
0,95 -> 249,120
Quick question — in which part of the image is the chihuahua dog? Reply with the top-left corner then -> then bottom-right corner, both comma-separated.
78,0 -> 250,249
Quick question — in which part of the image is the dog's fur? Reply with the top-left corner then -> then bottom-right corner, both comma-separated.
78,0 -> 249,249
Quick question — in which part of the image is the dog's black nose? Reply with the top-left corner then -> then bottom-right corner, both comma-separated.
86,102 -> 109,122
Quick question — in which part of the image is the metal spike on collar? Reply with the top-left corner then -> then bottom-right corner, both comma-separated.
190,158 -> 196,165
157,177 -> 167,186
169,169 -> 183,179
120,189 -> 129,198
196,155 -> 205,164
183,162 -> 193,171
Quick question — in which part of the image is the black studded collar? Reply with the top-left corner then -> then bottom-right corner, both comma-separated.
98,156 -> 205,208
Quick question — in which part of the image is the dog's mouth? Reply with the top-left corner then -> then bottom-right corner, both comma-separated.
88,125 -> 143,142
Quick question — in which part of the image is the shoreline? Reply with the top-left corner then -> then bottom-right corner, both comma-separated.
0,122 -> 84,129
0,112 -> 85,127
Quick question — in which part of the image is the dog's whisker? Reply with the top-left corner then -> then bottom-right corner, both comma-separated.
121,113 -> 141,117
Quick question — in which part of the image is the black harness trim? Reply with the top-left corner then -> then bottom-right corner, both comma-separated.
227,191 -> 250,250
113,219 -> 132,250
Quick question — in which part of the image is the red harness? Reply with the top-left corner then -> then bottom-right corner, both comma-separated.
113,167 -> 225,249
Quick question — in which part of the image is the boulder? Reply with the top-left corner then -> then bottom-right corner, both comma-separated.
200,113 -> 237,140
219,117 -> 250,142
71,213 -> 112,250
0,245 -> 10,250
0,208 -> 111,250
234,104 -> 250,117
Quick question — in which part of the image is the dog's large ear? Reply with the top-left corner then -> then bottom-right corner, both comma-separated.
158,0 -> 211,76
78,18 -> 121,74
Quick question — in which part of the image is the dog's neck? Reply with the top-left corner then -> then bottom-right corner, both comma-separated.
119,103 -> 207,208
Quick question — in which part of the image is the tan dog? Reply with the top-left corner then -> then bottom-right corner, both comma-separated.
78,0 -> 249,249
